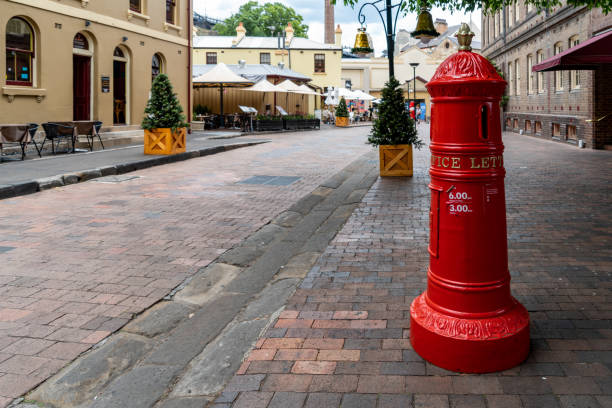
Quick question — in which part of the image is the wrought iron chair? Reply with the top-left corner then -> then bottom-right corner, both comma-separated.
28,123 -> 41,158
84,121 -> 104,151
41,122 -> 76,154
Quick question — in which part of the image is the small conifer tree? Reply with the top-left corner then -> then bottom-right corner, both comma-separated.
142,74 -> 188,131
368,77 -> 422,147
335,97 -> 349,118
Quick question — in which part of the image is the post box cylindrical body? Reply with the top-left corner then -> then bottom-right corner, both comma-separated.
409,46 -> 529,373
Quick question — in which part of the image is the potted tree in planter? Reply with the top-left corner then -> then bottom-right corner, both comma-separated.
368,77 -> 422,177
142,74 -> 188,155
335,97 -> 349,127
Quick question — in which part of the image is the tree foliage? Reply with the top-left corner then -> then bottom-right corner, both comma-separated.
332,0 -> 610,16
214,1 -> 309,37
335,97 -> 349,118
142,74 -> 188,131
368,77 -> 422,147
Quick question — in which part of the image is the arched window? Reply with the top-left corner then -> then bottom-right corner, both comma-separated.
113,47 -> 125,58
73,33 -> 89,50
152,53 -> 163,81
6,17 -> 34,86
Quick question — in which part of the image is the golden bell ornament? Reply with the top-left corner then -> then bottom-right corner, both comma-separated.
352,27 -> 373,54
411,5 -> 439,44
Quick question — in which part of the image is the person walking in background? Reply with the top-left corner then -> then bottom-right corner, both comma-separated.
416,105 -> 421,125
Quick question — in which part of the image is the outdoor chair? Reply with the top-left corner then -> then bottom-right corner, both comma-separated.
84,121 -> 104,151
41,122 -> 76,154
0,123 -> 39,161
28,123 -> 41,158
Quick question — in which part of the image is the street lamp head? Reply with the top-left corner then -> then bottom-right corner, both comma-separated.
410,62 -> 420,68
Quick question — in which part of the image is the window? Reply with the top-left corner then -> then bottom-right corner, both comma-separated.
494,12 -> 500,37
129,0 -> 141,12
114,47 -> 125,58
569,36 -> 580,90
508,5 -> 514,27
567,125 -> 576,140
552,123 -> 561,138
6,17 -> 34,86
73,32 -> 89,50
527,3 -> 534,13
488,16 -> 493,43
554,42 -> 563,91
508,62 -> 513,95
166,0 -> 176,24
536,49 -> 544,93
206,52 -> 217,65
514,2 -> 520,23
515,58 -> 520,95
314,53 -> 325,73
527,54 -> 534,94
535,121 -> 542,134
513,118 -> 518,129
260,52 -> 270,65
152,53 -> 162,81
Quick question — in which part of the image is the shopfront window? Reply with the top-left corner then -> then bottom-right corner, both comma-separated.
6,17 -> 34,86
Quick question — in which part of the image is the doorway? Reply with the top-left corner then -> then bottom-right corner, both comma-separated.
73,55 -> 91,121
113,46 -> 129,125
113,60 -> 126,124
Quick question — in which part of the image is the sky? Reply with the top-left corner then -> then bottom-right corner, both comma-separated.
194,0 -> 481,56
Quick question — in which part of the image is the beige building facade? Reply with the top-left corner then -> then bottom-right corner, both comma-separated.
1,0 -> 192,129
193,23 -> 343,101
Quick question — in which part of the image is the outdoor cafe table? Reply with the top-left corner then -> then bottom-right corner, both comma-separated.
54,121 -> 101,152
0,124 -> 34,161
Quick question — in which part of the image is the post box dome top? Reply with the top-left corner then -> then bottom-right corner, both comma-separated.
427,23 -> 506,98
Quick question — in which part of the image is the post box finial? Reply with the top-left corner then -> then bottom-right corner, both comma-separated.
455,22 -> 474,51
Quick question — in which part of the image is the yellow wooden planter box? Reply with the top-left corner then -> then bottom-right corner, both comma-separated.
335,117 -> 349,127
144,127 -> 186,155
379,144 -> 413,177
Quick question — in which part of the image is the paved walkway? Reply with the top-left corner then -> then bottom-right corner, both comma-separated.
0,132 -> 266,187
0,126 -> 373,407
211,131 -> 612,407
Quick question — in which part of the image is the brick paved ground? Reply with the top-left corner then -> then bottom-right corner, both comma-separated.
0,126 -> 372,405
213,129 -> 612,408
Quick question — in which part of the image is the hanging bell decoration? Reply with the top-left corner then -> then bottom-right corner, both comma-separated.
352,27 -> 373,55
411,4 -> 439,44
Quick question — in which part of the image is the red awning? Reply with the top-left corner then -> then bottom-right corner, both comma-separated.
532,30 -> 612,72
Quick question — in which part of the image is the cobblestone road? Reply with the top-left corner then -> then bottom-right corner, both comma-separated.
0,126 -> 372,406
215,129 -> 612,408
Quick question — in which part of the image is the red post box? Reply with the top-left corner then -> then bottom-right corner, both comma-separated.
409,24 -> 529,373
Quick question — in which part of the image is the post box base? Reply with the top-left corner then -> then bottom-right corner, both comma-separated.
410,294 -> 530,373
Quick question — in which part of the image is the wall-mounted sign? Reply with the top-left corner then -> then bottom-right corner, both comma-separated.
101,76 -> 110,93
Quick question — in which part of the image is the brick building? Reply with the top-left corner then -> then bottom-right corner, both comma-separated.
482,4 -> 611,149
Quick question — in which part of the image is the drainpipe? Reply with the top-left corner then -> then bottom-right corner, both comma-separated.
187,0 -> 192,131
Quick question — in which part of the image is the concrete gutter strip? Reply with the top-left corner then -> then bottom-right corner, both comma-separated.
0,141 -> 267,201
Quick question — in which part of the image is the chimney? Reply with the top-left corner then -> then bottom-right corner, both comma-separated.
434,18 -> 448,34
285,22 -> 294,44
335,24 -> 342,47
324,0 -> 334,44
232,22 -> 246,45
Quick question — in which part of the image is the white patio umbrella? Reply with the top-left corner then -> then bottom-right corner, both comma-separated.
295,84 -> 322,95
352,90 -> 376,101
192,63 -> 253,126
241,79 -> 288,115
277,79 -> 303,92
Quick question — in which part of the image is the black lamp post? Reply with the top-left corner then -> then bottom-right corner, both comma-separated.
410,62 -> 419,103
357,0 -> 403,78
